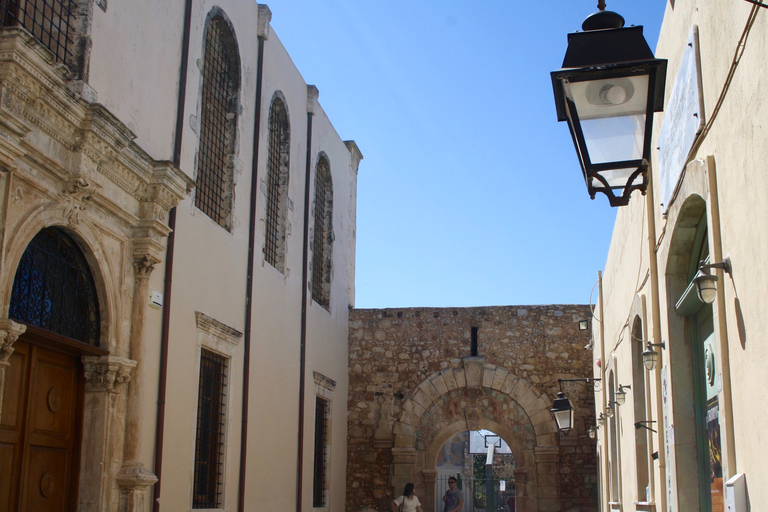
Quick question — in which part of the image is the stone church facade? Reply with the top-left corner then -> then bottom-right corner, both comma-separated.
0,2 -> 360,512
347,306 -> 599,512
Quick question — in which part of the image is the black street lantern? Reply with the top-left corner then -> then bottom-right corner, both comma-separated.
550,391 -> 575,434
551,7 -> 667,206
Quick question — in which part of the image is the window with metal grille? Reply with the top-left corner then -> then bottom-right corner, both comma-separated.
9,227 -> 100,346
0,0 -> 74,64
311,156 -> 333,309
264,97 -> 290,271
193,349 -> 228,509
313,396 -> 329,508
195,15 -> 240,229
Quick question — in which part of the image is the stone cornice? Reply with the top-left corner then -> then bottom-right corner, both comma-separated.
0,30 -> 192,245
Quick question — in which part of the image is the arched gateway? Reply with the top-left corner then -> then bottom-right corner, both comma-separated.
391,357 -> 557,512
347,305 -> 598,512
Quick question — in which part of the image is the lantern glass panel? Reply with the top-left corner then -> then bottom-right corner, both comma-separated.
565,75 -> 650,165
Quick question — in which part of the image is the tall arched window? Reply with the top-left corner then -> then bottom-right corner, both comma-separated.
195,12 -> 240,229
9,227 -> 100,345
264,96 -> 290,271
311,155 -> 333,309
631,316 -> 651,501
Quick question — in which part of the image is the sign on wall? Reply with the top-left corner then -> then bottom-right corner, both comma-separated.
658,26 -> 705,211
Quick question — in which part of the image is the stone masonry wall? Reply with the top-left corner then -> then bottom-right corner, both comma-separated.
346,305 -> 598,512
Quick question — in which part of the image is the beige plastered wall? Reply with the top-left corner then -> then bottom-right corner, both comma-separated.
597,1 -> 768,511
84,1 -> 359,511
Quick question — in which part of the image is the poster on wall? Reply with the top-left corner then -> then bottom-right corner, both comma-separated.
707,397 -> 723,512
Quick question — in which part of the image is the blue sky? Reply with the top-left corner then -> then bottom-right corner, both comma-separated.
263,1 -> 666,308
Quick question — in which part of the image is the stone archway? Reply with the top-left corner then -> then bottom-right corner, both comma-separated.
391,357 -> 560,512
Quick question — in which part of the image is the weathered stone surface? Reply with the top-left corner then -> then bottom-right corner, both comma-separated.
346,305 -> 597,512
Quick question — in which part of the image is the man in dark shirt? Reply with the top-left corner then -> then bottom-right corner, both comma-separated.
443,477 -> 464,512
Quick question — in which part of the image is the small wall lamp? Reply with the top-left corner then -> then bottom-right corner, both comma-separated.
642,341 -> 666,370
588,425 -> 599,439
579,319 -> 590,330
604,401 -> 616,418
693,257 -> 731,304
597,413 -> 606,427
615,384 -> 631,405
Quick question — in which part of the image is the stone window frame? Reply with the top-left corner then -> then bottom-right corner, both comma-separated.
193,8 -> 242,231
192,311 -> 242,511
312,371 -> 335,511
311,153 -> 333,310
263,93 -> 291,273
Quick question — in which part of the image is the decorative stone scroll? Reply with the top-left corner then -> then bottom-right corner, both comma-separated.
0,319 -> 27,423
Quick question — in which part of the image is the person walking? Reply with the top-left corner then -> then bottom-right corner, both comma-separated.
442,476 -> 464,512
392,483 -> 423,512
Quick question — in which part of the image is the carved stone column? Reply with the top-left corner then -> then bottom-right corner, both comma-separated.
0,319 -> 26,424
116,461 -> 158,512
79,356 -> 137,512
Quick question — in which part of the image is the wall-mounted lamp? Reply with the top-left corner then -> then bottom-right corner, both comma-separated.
615,384 -> 631,405
588,425 -> 599,439
693,257 -> 731,304
604,401 -> 616,418
579,319 -> 590,330
551,378 -> 603,434
642,341 -> 666,370
596,413 -> 606,427
550,391 -> 575,435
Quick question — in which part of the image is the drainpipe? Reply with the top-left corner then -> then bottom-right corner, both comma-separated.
705,155 -> 736,478
152,0 -> 193,510
238,6 -> 270,512
296,85 -> 318,512
645,170 -> 667,512
597,271 -> 609,512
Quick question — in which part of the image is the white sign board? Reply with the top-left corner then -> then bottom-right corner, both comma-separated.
658,25 -> 705,211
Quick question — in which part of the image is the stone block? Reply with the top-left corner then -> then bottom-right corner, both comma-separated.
538,486 -> 559,499
430,373 -> 448,396
442,368 -> 457,391
537,498 -> 562,511
454,369 -> 467,388
492,367 -> 509,391
418,381 -> 440,403
482,365 -> 495,388
501,374 -> 520,395
463,357 -> 484,388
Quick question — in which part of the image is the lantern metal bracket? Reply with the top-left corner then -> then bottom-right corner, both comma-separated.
558,377 -> 602,392
635,420 -> 657,433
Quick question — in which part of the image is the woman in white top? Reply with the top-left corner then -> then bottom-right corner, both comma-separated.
392,483 -> 423,512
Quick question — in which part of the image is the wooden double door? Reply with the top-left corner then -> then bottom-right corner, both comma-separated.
0,337 -> 84,512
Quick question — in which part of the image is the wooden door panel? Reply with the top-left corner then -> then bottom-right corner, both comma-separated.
0,442 -> 18,511
22,445 -> 70,512
28,353 -> 78,441
1,347 -> 29,430
1,340 -> 83,512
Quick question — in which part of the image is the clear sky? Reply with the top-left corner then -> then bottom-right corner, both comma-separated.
263,1 -> 666,309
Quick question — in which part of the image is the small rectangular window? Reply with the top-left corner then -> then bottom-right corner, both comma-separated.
193,349 -> 228,509
312,396 -> 329,508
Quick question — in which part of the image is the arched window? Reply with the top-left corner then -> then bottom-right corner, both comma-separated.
195,12 -> 240,229
9,227 -> 100,345
631,316 -> 651,501
264,96 -> 290,271
311,155 -> 333,309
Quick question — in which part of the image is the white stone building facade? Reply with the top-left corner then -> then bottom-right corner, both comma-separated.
0,2 -> 360,512
592,2 -> 767,512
